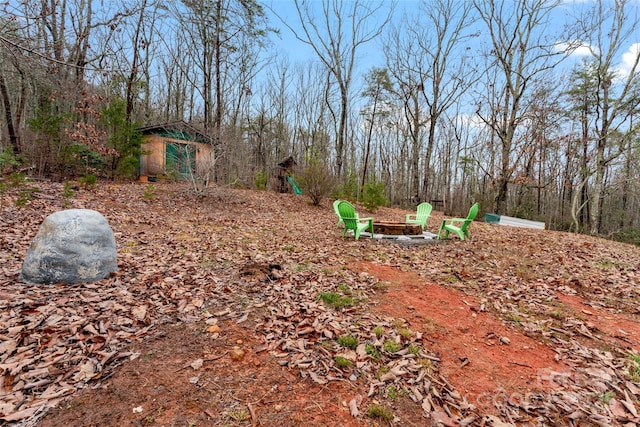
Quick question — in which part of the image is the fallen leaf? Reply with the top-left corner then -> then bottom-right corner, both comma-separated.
132,305 -> 147,321
348,394 -> 362,417
609,398 -> 628,418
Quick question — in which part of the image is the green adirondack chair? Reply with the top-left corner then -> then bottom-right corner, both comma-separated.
334,199 -> 360,228
405,202 -> 433,230
437,202 -> 479,240
337,201 -> 373,240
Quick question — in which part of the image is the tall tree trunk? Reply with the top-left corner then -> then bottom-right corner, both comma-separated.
125,0 -> 148,122
360,95 -> 378,191
214,0 -> 223,144
410,93 -> 421,203
0,73 -> 20,154
336,85 -> 347,178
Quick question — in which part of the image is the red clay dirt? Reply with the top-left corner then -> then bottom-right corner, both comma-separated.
38,320 -> 362,427
360,261 -> 567,409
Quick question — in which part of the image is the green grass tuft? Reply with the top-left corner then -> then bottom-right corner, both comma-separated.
337,335 -> 358,349
318,292 -> 356,309
367,404 -> 393,421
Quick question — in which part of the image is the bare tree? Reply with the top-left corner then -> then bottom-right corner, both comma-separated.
173,0 -> 270,135
360,67 -> 393,193
574,0 -> 640,235
564,61 -> 600,232
415,0 -> 478,203
0,18 -> 25,154
383,23 -> 426,204
277,0 -> 393,179
473,0 -> 568,214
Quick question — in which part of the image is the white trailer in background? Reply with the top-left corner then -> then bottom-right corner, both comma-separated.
484,214 -> 546,230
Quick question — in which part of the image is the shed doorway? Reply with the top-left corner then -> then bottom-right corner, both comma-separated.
166,143 -> 196,179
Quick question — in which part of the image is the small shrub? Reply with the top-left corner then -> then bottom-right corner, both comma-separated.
507,313 -> 523,326
253,171 -> 268,190
224,408 -> 249,421
79,174 -> 98,189
117,156 -> 139,179
373,326 -> 384,338
362,178 -> 388,212
332,171 -> 359,200
386,385 -> 399,400
62,182 -> 75,198
397,327 -> 413,340
408,343 -> 421,355
15,187 -> 38,207
296,156 -> 335,206
614,228 -> 640,246
0,146 -> 19,172
627,353 -> 640,382
143,184 -> 156,201
337,335 -> 358,350
62,182 -> 75,207
600,391 -> 613,404
338,284 -> 352,295
8,172 -> 26,187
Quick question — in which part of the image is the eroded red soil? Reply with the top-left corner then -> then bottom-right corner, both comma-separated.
361,261 -> 567,408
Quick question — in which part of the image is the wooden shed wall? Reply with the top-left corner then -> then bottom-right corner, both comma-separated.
139,135 -> 214,177
140,135 -> 165,176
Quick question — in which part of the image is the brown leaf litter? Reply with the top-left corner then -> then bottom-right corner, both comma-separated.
1,182 -> 640,426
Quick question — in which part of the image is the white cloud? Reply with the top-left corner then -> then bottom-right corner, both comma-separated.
616,43 -> 640,80
555,40 -> 597,57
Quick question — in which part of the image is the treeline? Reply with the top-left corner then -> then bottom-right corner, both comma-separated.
0,0 -> 639,243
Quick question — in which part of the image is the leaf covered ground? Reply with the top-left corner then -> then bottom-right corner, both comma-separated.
2,182 -> 640,426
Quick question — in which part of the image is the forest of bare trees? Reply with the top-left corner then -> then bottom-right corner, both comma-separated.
0,0 -> 639,242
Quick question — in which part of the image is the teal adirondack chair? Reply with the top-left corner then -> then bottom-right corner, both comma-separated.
337,201 -> 373,240
437,202 -> 479,240
405,202 -> 433,230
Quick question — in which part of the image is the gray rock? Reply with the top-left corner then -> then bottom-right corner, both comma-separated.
20,209 -> 118,284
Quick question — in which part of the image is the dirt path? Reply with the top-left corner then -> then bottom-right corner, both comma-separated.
360,261 -> 567,409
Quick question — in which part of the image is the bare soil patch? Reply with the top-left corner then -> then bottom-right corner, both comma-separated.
38,322 -> 360,427
360,262 -> 565,404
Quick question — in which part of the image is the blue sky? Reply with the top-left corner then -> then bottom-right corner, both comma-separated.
261,0 -> 640,83
263,0 -> 401,72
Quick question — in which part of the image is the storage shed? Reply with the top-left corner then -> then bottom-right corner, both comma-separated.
137,121 -> 215,181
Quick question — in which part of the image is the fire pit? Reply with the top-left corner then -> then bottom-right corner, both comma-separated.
372,221 -> 423,236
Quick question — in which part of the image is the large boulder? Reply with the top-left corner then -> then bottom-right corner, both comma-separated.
20,209 -> 118,284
